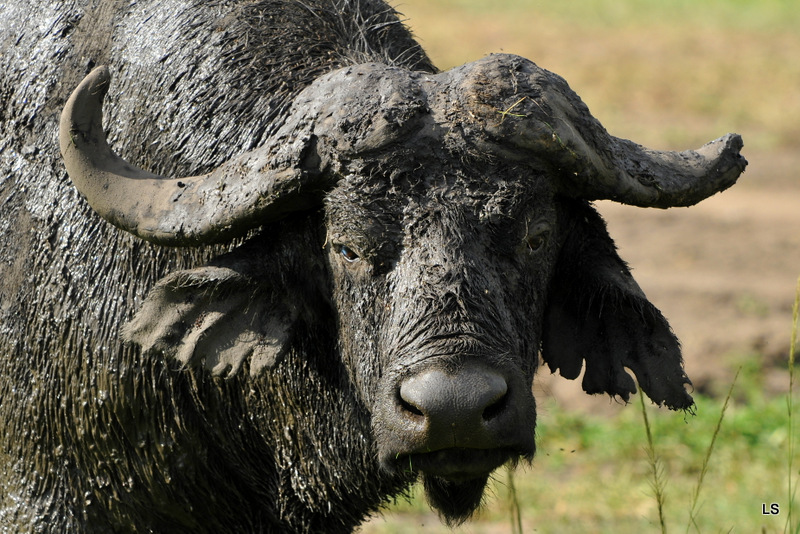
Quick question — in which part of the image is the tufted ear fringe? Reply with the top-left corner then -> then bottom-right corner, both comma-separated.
540,200 -> 694,411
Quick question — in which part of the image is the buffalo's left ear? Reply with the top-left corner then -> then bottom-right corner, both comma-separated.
540,200 -> 694,410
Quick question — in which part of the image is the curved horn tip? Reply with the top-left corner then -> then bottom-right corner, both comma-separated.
60,66 -> 113,153
66,65 -> 112,118
702,132 -> 747,167
634,132 -> 748,208
700,132 -> 748,193
81,65 -> 112,96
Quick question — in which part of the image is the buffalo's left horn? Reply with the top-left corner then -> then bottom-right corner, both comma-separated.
60,66 -> 327,246
546,117 -> 746,208
509,60 -> 747,207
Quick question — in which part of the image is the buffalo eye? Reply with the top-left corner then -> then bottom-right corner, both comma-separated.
525,234 -> 545,251
337,245 -> 360,263
524,222 -> 551,252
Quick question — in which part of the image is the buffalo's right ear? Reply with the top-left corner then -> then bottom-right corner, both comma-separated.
123,230 -> 325,378
124,265 -> 298,378
540,200 -> 694,411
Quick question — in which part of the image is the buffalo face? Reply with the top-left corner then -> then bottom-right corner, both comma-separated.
324,163 -> 556,520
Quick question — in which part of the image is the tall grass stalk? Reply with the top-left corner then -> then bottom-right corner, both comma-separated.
506,464 -> 524,534
686,368 -> 740,534
785,276 -> 800,533
639,392 -> 668,534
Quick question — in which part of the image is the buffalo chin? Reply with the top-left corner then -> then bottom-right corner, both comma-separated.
393,448 -> 523,525
423,473 -> 489,526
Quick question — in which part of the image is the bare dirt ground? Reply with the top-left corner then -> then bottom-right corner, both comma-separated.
536,147 -> 800,412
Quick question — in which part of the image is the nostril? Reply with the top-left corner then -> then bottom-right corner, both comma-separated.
482,393 -> 507,421
398,392 -> 425,418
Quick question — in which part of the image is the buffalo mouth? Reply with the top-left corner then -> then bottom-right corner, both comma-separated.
396,447 -> 514,481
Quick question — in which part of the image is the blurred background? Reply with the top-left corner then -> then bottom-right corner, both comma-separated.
361,0 -> 800,532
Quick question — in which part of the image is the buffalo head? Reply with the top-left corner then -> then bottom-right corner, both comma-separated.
60,54 -> 745,523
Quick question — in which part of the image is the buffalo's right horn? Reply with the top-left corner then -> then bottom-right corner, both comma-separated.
60,66 -> 329,246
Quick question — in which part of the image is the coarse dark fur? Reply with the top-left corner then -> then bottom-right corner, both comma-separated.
1,1 -> 430,531
0,0 -> 705,532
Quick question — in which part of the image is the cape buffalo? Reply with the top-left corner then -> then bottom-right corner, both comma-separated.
0,0 -> 746,531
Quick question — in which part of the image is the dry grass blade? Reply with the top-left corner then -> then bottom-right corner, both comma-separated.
686,368 -> 740,534
506,464 -> 524,534
639,392 -> 667,534
785,276 -> 800,534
